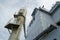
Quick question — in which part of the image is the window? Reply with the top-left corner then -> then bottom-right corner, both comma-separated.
56,21 -> 60,26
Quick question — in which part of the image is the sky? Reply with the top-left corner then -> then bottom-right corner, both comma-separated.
0,0 -> 60,40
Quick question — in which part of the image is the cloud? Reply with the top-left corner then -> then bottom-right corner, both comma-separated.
0,39 -> 3,40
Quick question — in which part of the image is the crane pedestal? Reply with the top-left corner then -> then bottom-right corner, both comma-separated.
5,23 -> 20,30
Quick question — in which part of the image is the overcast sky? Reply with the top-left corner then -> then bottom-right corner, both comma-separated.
0,0 -> 60,40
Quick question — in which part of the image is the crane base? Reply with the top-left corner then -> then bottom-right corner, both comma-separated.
5,23 -> 20,30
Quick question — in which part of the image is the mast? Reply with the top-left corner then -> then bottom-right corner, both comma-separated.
5,8 -> 27,40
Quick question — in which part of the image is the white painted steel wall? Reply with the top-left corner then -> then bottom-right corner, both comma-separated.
26,6 -> 60,40
39,11 -> 54,30
40,27 -> 60,40
53,7 -> 60,23
26,10 -> 43,40
40,6 -> 60,40
26,9 -> 54,40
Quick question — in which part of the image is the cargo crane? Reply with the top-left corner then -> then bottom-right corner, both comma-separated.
5,9 -> 27,40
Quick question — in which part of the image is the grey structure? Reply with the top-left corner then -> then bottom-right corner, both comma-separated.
26,2 -> 60,40
5,9 -> 27,40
